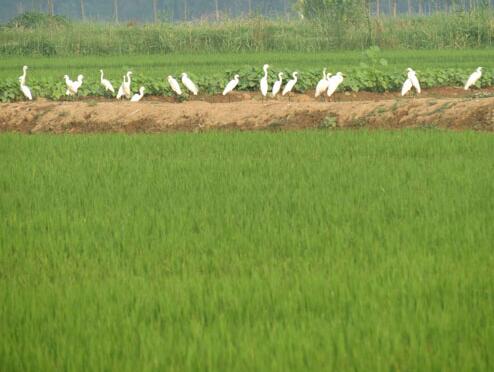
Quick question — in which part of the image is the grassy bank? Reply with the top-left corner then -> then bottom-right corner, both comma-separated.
1,132 -> 493,371
2,11 -> 494,56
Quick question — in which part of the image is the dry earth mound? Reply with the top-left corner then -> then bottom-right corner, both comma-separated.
1,92 -> 494,133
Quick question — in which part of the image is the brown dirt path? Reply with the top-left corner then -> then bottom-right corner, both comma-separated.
1,92 -> 494,133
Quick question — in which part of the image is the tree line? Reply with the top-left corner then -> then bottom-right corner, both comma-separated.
3,0 -> 494,23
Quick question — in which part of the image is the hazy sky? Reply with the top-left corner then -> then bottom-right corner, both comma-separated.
1,0 -> 298,23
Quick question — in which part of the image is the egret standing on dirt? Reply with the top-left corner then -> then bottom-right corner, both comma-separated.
100,70 -> 115,94
464,67 -> 482,90
315,72 -> 331,99
19,76 -> 32,101
117,75 -> 126,100
64,75 -> 83,96
282,72 -> 298,101
223,74 -> 240,97
64,75 -> 73,95
168,76 -> 182,97
123,71 -> 133,99
260,64 -> 269,101
130,87 -> 145,102
182,73 -> 198,96
272,72 -> 283,98
327,72 -> 344,100
72,74 -> 84,93
401,68 -> 421,97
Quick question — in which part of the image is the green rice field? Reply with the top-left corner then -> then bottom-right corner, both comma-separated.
1,131 -> 493,371
1,49 -> 493,80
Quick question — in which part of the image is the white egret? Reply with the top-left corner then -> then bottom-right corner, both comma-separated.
272,72 -> 283,97
181,73 -> 198,96
64,75 -> 75,96
19,65 -> 28,82
168,76 -> 182,96
321,67 -> 327,79
130,87 -> 145,102
327,72 -> 344,99
19,76 -> 32,101
64,74 -> 83,96
100,70 -> 115,94
72,74 -> 84,93
282,72 -> 298,101
315,72 -> 331,98
464,67 -> 482,90
260,64 -> 269,101
223,74 -> 240,96
123,71 -> 132,99
116,75 -> 126,100
401,68 -> 421,96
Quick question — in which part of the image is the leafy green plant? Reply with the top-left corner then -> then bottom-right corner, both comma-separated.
6,11 -> 69,29
318,115 -> 338,129
356,46 -> 389,92
0,65 -> 492,102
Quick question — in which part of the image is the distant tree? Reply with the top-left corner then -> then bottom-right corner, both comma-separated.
80,0 -> 86,20
47,0 -> 54,15
113,0 -> 119,22
152,0 -> 158,22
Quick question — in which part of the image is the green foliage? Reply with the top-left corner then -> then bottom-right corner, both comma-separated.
1,64 -> 492,102
356,46 -> 389,92
318,114 -> 338,129
302,0 -> 366,21
1,11 -> 494,56
0,132 -> 493,371
5,11 -> 69,29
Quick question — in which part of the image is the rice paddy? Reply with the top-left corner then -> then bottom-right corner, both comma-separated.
1,49 -> 494,80
1,131 -> 493,371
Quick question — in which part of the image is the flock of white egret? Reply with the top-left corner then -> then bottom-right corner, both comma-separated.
17,65 -> 484,102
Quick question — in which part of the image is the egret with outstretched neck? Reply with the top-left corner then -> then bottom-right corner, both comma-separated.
19,65 -> 28,82
116,76 -> 126,100
130,87 -> 145,102
465,67 -> 482,90
272,72 -> 283,98
260,64 -> 269,102
100,70 -> 115,94
123,71 -> 132,99
282,72 -> 298,101
182,73 -> 198,96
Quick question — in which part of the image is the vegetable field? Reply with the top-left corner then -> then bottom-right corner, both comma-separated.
1,49 -> 494,101
1,132 -> 493,371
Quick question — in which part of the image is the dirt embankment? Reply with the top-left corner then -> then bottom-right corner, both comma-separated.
1,89 -> 494,133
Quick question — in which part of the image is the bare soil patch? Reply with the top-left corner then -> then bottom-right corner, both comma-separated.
1,89 -> 494,133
